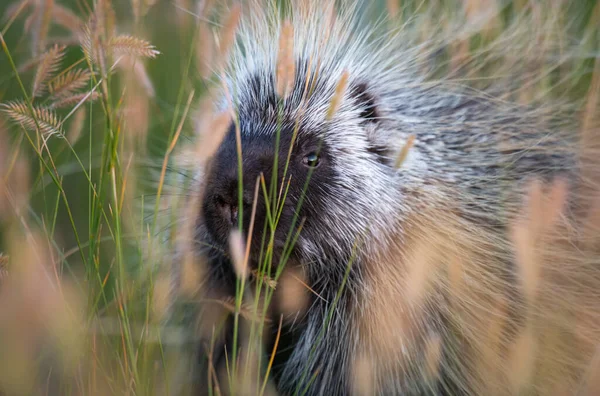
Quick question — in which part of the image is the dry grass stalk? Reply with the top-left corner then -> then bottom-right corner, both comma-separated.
109,34 -> 160,59
50,91 -> 100,109
80,23 -> 100,69
180,253 -> 202,297
131,0 -> 141,22
196,21 -> 215,79
4,1 -> 33,25
2,100 -> 63,136
174,151 -> 205,297
511,178 -> 567,305
423,333 -> 442,382
463,0 -> 499,35
23,7 -> 38,35
386,0 -> 400,20
477,296 -> 509,387
326,70 -> 350,120
403,237 -> 439,308
2,154 -> 30,218
119,55 -> 156,97
275,266 -> 310,322
196,109 -> 231,159
446,251 -> 464,298
542,178 -> 567,230
217,4 -> 242,70
121,92 -> 149,153
351,353 -> 375,396
80,0 -> 126,74
0,231 -> 84,395
152,274 -> 172,322
507,324 -> 537,394
118,55 -> 152,155
582,195 -> 600,249
229,230 -> 247,280
197,0 -> 215,17
511,219 -> 539,306
142,0 -> 159,17
174,0 -> 192,29
395,134 -> 415,169
32,0 -> 54,56
118,154 -> 139,238
95,0 -> 116,41
66,107 -> 86,145
276,20 -> 295,99
48,68 -> 93,99
51,3 -> 84,33
32,44 -> 66,97
450,38 -> 470,76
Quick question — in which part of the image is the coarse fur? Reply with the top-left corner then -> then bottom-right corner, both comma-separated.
159,1 -> 600,395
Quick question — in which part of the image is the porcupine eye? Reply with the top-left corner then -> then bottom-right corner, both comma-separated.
302,152 -> 321,168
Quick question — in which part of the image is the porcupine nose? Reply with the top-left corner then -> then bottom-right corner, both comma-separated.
203,131 -> 277,244
203,174 -> 253,244
214,193 -> 239,226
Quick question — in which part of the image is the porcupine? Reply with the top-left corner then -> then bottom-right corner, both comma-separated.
161,1 -> 600,395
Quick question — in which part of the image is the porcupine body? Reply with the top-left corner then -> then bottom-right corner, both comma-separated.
163,1 -> 600,395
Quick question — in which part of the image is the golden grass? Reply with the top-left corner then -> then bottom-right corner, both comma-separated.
48,68 -> 94,99
108,34 -> 160,59
326,69 -> 349,120
32,43 -> 66,97
2,100 -> 63,135
276,20 -> 295,99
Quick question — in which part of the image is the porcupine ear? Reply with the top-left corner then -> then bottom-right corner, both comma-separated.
350,82 -> 393,165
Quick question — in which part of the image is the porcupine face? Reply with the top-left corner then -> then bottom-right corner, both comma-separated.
200,116 -> 335,270
199,66 -> 399,284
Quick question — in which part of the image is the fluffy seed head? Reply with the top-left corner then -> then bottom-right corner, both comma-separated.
276,20 -> 295,99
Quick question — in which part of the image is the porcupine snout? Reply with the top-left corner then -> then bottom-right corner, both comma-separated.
201,128 -> 286,252
203,160 -> 254,247
207,177 -> 247,230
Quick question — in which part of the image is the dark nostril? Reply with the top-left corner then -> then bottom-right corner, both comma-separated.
215,195 -> 227,208
214,195 -> 238,225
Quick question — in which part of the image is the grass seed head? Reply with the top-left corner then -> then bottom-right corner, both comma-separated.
196,22 -> 215,79
351,352 -> 375,396
196,108 -> 231,159
32,44 -> 66,97
508,324 -> 537,393
276,20 -> 295,99
109,34 -> 160,59
229,229 -> 247,280
326,70 -> 350,120
276,266 -> 310,322
217,4 -> 242,71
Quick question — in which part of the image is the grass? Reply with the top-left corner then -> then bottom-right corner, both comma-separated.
0,0 -> 599,395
